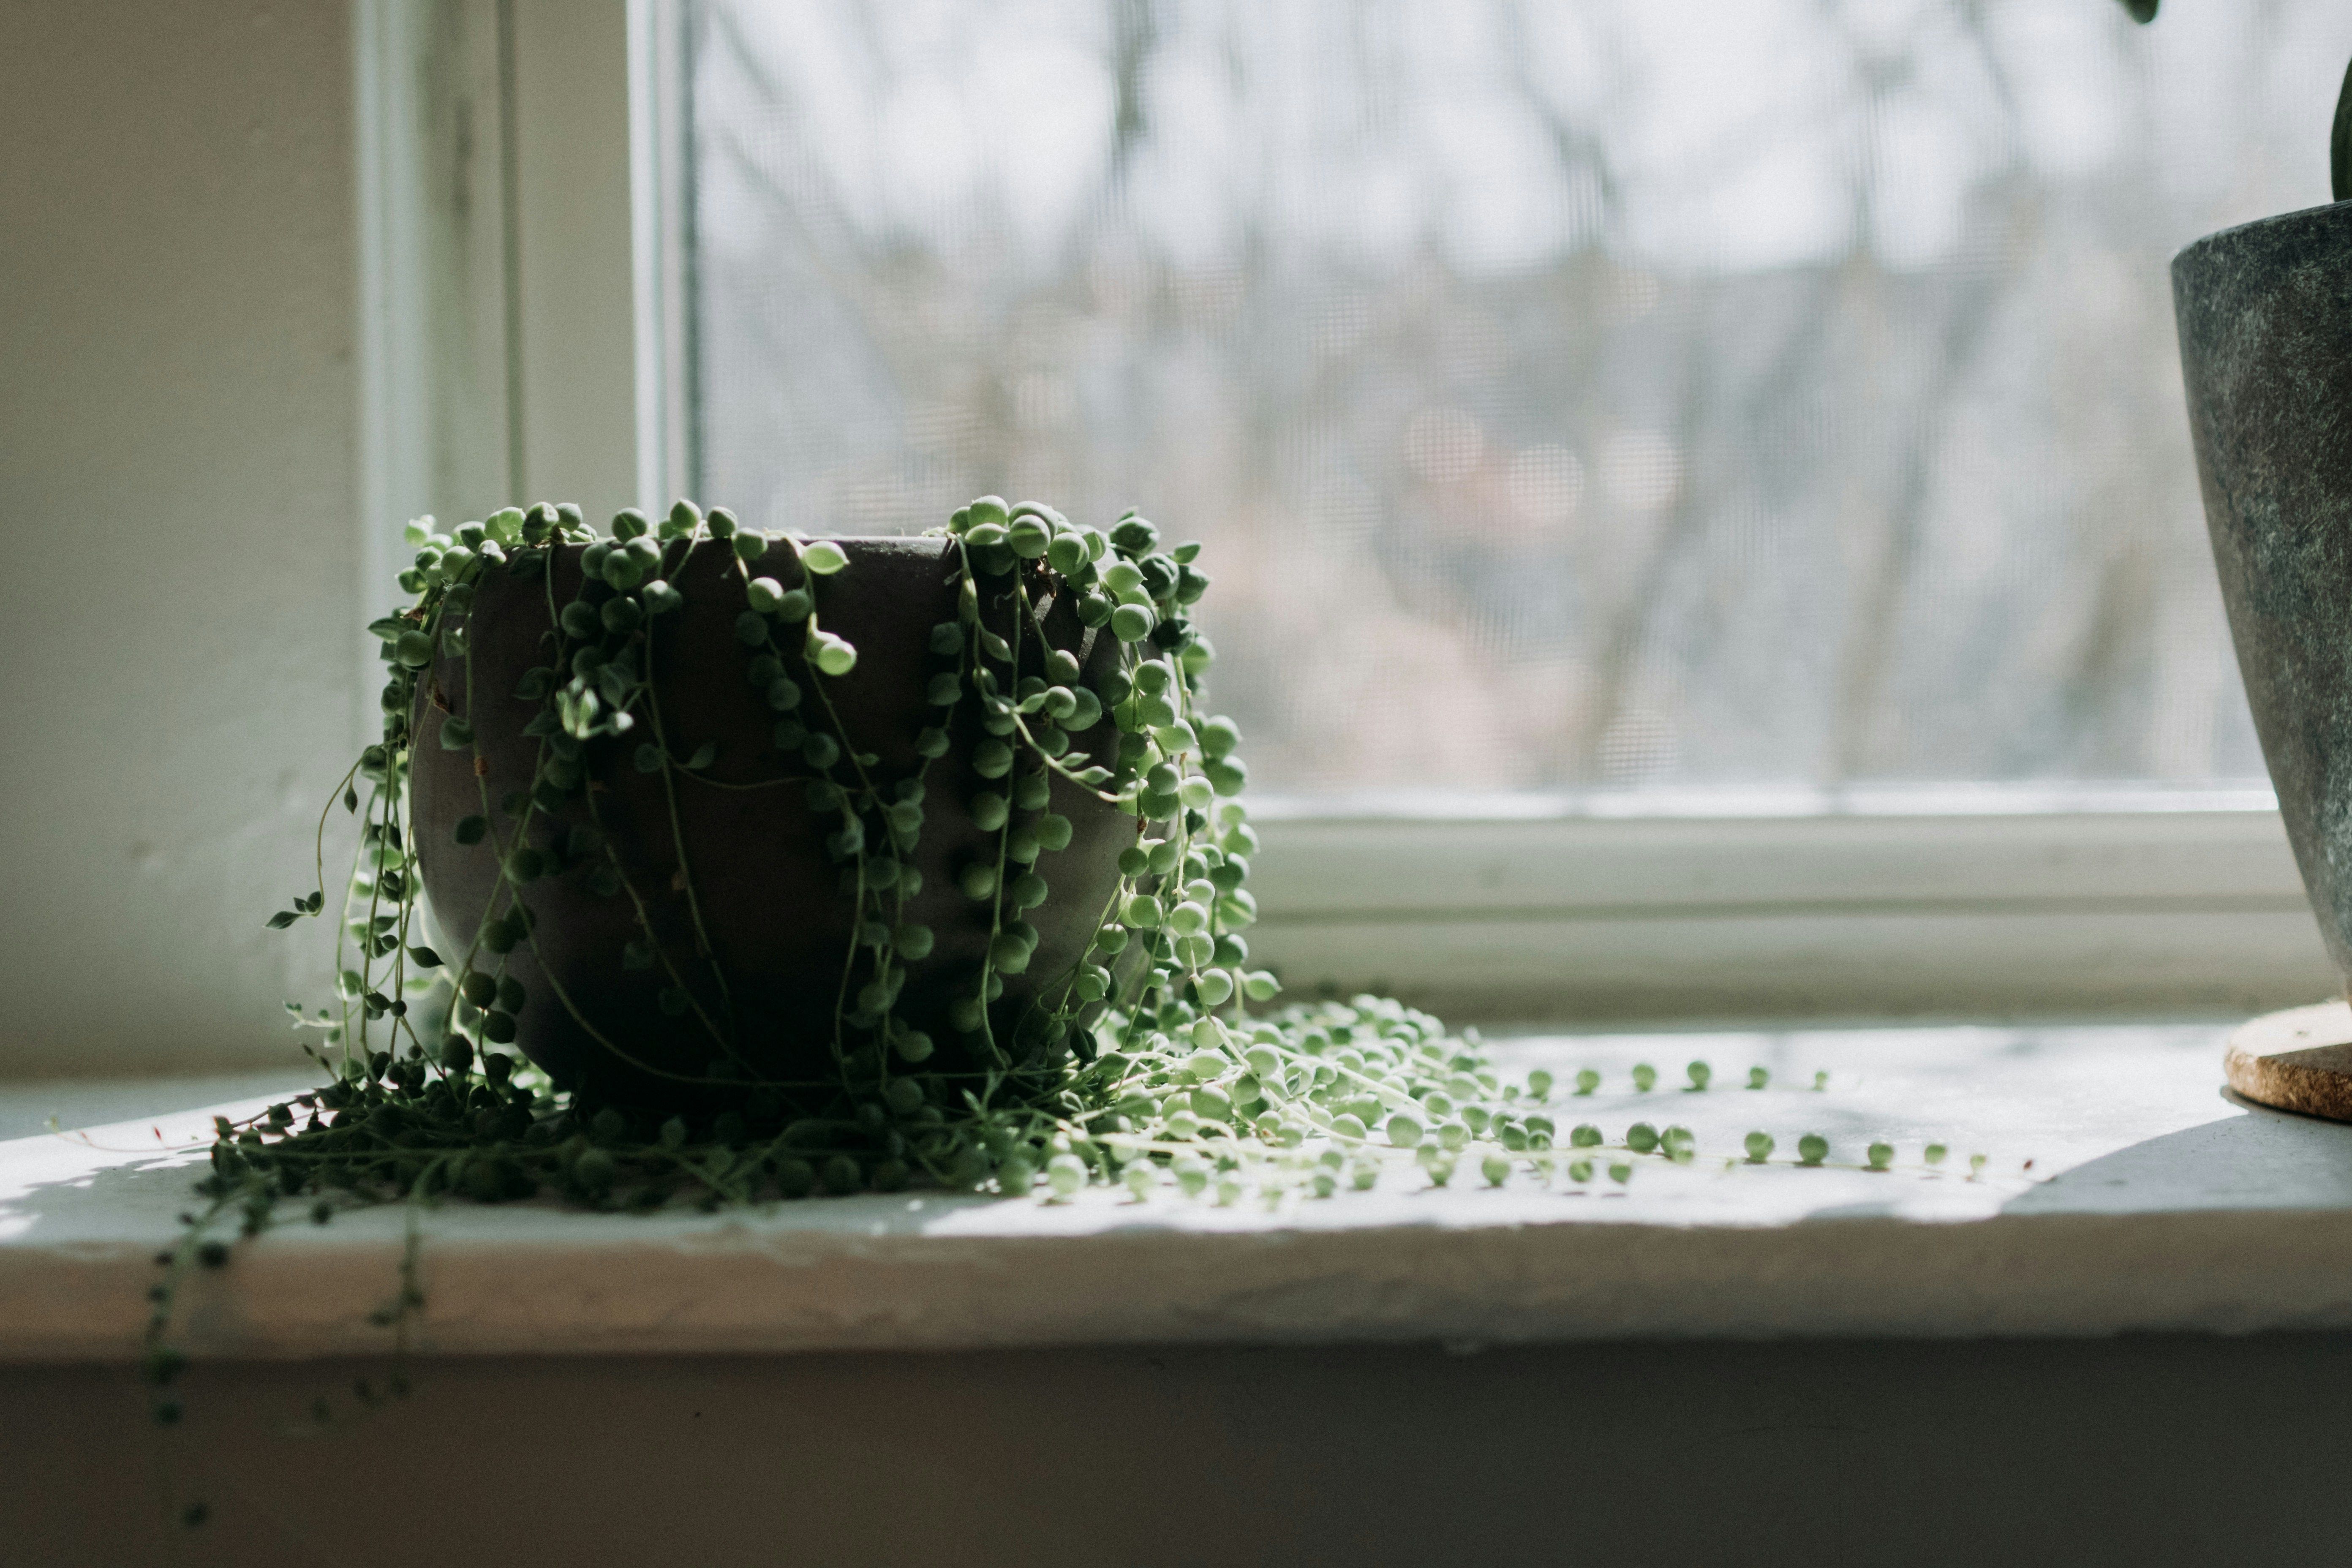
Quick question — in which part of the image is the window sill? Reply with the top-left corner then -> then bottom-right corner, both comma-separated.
4,1018 -> 2349,1364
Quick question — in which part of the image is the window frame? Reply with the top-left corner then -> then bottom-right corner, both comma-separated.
353,0 -> 2336,1021
1242,788 -> 2325,1018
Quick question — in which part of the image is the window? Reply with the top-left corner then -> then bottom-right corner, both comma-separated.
679,0 -> 2330,800
361,0 -> 2338,1018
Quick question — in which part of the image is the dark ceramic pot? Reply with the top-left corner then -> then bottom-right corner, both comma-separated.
2176,201 -> 2352,990
408,536 -> 1133,1107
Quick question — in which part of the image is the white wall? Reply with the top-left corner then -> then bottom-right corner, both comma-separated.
0,1 -> 363,1074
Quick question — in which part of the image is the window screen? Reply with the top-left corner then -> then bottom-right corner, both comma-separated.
685,0 -> 2333,796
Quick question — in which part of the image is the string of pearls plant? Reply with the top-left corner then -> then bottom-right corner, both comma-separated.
143,495 -> 1971,1525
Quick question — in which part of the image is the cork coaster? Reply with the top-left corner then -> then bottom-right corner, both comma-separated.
2224,1001 -> 2352,1122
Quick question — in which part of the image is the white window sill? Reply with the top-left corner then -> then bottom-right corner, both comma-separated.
4,1018 -> 2349,1364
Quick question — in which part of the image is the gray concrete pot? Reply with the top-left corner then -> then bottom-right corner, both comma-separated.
2175,201 -> 2352,990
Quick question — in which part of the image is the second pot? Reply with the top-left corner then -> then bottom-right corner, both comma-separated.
2176,199 -> 2352,994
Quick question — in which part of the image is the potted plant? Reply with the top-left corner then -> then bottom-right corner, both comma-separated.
156,474 -> 1945,1271
258,497 -> 1301,1202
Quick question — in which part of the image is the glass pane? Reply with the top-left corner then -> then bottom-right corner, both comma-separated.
686,0 -> 2331,796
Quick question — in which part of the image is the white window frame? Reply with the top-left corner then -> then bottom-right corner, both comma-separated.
351,0 -> 2338,1021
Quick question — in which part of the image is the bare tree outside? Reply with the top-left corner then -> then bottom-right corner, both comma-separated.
684,0 -> 2346,798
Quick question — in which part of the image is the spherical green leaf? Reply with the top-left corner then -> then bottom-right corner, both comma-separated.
808,629 -> 856,676
1110,516 -> 1158,556
1007,517 -> 1051,558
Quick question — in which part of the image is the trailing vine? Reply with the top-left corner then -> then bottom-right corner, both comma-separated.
146,495 -> 1979,1528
